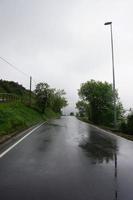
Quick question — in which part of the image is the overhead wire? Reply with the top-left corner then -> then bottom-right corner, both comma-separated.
0,56 -> 29,78
0,56 -> 38,88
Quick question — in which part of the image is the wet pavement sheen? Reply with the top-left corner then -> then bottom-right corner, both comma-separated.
0,116 -> 133,200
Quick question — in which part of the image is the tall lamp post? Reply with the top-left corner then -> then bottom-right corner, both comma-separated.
104,22 -> 117,128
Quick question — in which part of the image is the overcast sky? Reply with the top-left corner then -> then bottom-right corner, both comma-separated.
0,0 -> 133,113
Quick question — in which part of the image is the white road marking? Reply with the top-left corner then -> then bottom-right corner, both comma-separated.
0,122 -> 45,158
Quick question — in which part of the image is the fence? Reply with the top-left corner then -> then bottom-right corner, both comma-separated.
0,93 -> 36,107
0,93 -> 21,103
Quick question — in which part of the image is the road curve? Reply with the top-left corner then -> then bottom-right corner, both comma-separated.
0,116 -> 133,200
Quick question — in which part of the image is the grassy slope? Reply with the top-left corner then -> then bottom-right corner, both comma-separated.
0,80 -> 59,142
0,102 -> 43,136
43,107 -> 60,120
0,102 -> 58,137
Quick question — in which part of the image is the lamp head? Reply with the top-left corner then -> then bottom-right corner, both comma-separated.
104,22 -> 112,25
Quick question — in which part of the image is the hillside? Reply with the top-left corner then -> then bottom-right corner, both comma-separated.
0,102 -> 43,136
0,79 -> 29,96
0,80 -> 59,143
0,102 -> 59,144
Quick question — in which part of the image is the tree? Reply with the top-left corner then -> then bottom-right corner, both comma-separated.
78,79 -> 123,126
35,83 -> 53,113
51,90 -> 68,114
76,100 -> 91,119
35,83 -> 67,114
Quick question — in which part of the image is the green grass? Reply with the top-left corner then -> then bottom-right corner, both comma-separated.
0,102 -> 43,136
0,102 -> 59,137
43,107 -> 60,120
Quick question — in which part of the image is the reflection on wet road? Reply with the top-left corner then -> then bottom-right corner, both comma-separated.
79,124 -> 118,200
0,116 -> 133,200
79,128 -> 118,164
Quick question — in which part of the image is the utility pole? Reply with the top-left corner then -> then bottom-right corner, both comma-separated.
29,76 -> 32,106
104,22 -> 117,128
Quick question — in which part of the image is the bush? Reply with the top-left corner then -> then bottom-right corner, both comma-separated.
120,113 -> 133,135
127,113 -> 133,134
0,110 -> 10,123
120,121 -> 127,133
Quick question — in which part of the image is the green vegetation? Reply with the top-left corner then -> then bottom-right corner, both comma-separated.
0,102 -> 43,136
120,112 -> 133,135
0,80 -> 67,141
126,113 -> 133,134
76,79 -> 124,128
76,79 -> 133,138
0,79 -> 29,96
35,82 -> 67,114
0,79 -> 35,104
43,107 -> 60,121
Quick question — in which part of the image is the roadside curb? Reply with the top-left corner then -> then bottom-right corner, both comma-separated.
88,123 -> 115,136
77,117 -> 113,135
77,117 -> 132,142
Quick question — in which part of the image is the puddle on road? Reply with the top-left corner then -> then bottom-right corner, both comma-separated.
79,128 -> 118,164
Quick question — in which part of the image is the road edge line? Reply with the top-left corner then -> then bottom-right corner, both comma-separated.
77,117 -> 123,139
0,122 -> 45,158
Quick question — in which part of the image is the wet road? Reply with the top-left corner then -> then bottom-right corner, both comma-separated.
0,116 -> 133,200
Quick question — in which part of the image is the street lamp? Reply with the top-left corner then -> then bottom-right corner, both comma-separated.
104,22 -> 117,128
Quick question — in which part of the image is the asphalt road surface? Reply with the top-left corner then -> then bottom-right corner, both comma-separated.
0,116 -> 133,200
